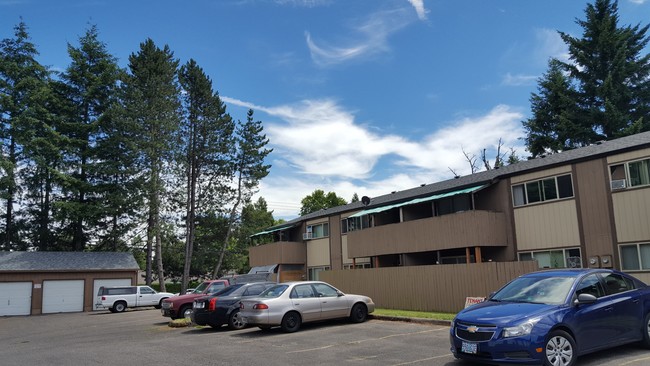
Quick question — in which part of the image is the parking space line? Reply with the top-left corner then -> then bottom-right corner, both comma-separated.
285,327 -> 447,354
621,356 -> 650,365
391,354 -> 454,365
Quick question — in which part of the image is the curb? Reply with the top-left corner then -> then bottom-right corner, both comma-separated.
369,314 -> 451,327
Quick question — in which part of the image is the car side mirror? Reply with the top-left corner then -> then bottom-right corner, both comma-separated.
574,293 -> 597,305
337,291 -> 345,297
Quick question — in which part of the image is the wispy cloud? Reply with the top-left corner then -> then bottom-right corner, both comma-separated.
224,96 -> 526,218
628,0 -> 647,4
305,7 -> 416,66
407,0 -> 428,20
274,0 -> 331,7
502,73 -> 538,86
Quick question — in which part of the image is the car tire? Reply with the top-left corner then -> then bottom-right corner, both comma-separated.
179,305 -> 192,319
154,298 -> 168,310
113,301 -> 127,313
280,312 -> 302,333
544,330 -> 576,366
228,310 -> 246,330
109,307 -> 117,313
349,303 -> 368,323
641,313 -> 650,349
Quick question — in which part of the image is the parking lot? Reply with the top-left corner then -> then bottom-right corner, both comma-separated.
1,308 -> 650,365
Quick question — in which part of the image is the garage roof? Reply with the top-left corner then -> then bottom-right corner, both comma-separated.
0,251 -> 140,272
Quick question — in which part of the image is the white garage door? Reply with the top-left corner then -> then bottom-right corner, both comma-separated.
93,279 -> 131,310
0,282 -> 32,316
42,280 -> 84,314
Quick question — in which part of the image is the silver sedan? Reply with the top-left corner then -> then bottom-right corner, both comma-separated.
239,281 -> 375,333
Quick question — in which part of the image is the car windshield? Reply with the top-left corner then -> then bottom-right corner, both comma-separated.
258,284 -> 289,298
193,282 -> 210,294
491,276 -> 575,305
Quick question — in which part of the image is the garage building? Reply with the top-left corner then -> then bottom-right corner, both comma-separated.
0,251 -> 139,316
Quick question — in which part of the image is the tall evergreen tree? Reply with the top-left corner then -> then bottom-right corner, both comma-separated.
523,60 -> 585,156
525,0 -> 650,156
0,21 -> 53,251
123,39 -> 181,289
56,25 -> 121,251
177,59 -> 234,293
212,110 -> 271,278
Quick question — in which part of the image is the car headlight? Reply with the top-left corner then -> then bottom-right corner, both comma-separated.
503,318 -> 541,338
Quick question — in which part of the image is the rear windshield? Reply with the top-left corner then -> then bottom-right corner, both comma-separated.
259,284 -> 289,298
214,284 -> 244,296
101,287 -> 136,295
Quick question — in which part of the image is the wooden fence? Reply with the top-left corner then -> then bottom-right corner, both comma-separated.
320,261 -> 539,313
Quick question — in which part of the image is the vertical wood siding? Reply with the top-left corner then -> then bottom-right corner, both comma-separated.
320,261 -> 539,313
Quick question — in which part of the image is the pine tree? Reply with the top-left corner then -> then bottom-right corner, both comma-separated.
56,25 -> 121,251
123,39 -> 181,289
212,110 -> 271,278
523,60 -> 586,156
0,21 -> 54,250
525,0 -> 650,156
177,59 -> 234,293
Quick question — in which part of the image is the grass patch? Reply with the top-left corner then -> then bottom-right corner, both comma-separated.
373,308 -> 456,321
168,318 -> 192,328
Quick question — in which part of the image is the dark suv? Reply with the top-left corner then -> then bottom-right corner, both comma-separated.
191,281 -> 275,329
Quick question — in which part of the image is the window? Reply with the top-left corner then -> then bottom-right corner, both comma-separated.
575,274 -> 604,298
291,284 -> 315,299
620,243 -> 650,271
512,174 -> 574,207
139,286 -> 154,294
305,223 -> 329,239
341,219 -> 349,234
313,283 -> 338,297
343,262 -> 372,269
518,248 -> 581,268
601,273 -> 632,295
346,215 -> 371,233
308,266 -> 330,280
610,158 -> 650,189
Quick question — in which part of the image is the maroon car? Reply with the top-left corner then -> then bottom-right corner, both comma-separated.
161,280 -> 229,319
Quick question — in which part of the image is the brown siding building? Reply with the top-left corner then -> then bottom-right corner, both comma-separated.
250,132 -> 650,284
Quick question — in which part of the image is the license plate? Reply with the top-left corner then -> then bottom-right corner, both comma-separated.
461,341 -> 477,354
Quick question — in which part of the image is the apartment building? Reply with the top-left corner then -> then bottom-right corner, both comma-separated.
249,131 -> 650,284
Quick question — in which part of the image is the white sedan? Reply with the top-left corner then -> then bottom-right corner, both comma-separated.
239,281 -> 375,332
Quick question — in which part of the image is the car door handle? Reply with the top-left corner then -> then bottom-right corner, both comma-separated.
633,299 -> 640,304
604,307 -> 613,312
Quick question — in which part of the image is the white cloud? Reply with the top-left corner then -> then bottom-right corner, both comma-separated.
226,96 -> 526,219
407,0 -> 428,20
628,0 -> 647,4
305,7 -> 415,66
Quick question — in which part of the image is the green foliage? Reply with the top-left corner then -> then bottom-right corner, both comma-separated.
300,189 -> 348,216
0,22 -> 276,289
525,0 -> 650,156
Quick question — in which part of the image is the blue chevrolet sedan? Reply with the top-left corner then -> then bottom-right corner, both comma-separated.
450,269 -> 650,366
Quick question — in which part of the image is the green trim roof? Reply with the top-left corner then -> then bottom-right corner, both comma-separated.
347,184 -> 486,218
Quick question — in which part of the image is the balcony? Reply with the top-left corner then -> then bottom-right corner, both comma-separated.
346,210 -> 508,258
248,241 -> 306,267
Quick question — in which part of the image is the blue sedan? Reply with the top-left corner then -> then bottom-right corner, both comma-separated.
450,268 -> 650,366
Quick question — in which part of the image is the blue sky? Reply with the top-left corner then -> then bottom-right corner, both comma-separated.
2,0 -> 649,220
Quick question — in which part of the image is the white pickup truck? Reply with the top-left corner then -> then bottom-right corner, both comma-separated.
96,285 -> 175,313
